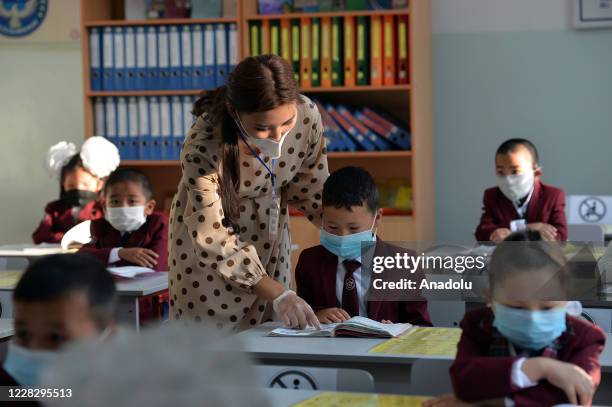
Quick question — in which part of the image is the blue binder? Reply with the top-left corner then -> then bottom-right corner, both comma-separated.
127,97 -> 139,159
104,98 -> 118,153
89,28 -> 102,91
102,27 -> 114,90
124,26 -> 137,90
180,25 -> 192,90
327,104 -> 375,151
338,106 -> 392,151
159,96 -> 173,160
168,25 -> 182,90
361,108 -> 411,150
145,26 -> 158,90
147,96 -> 161,160
116,97 -> 129,158
228,23 -> 238,74
137,97 -> 149,160
94,97 -> 106,138
135,26 -> 147,90
214,23 -> 228,86
171,96 -> 183,160
113,27 -> 126,91
191,24 -> 204,89
203,24 -> 216,89
157,26 -> 170,90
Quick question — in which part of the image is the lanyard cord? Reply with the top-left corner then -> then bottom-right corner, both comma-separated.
239,133 -> 276,190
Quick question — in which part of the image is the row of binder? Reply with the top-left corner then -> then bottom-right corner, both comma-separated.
315,100 -> 411,151
89,24 -> 238,91
249,14 -> 409,88
94,96 -> 197,161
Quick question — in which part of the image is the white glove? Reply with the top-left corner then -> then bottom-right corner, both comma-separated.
273,290 -> 320,330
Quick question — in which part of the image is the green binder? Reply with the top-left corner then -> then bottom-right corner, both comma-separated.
311,18 -> 321,87
331,17 -> 343,86
356,16 -> 370,86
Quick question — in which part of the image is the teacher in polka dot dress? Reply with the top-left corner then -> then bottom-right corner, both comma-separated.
169,55 -> 328,332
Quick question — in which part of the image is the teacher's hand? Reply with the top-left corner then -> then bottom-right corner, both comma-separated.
274,290 -> 321,330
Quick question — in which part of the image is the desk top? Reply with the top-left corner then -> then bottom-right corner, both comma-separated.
0,244 -> 72,258
0,270 -> 167,297
601,332 -> 612,372
222,322 -> 454,365
0,319 -> 13,339
262,389 -> 318,406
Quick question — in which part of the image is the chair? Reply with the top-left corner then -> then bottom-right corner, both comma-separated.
568,224 -> 605,244
252,365 -> 374,393
409,359 -> 454,395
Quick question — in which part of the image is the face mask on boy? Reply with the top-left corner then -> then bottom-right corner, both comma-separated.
493,302 -> 567,350
496,170 -> 534,202
3,342 -> 60,386
105,206 -> 147,233
320,216 -> 377,260
234,114 -> 290,160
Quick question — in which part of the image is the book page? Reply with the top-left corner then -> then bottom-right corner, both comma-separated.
369,327 -> 461,356
268,324 -> 337,337
339,316 -> 413,337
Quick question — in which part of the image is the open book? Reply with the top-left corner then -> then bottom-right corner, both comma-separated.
267,316 -> 414,338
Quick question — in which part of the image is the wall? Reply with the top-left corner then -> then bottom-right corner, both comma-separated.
432,0 -> 612,242
0,1 -> 82,245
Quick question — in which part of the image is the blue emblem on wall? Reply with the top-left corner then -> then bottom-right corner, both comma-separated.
0,0 -> 48,37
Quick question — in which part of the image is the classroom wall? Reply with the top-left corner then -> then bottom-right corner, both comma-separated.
0,2 -> 82,245
432,0 -> 612,242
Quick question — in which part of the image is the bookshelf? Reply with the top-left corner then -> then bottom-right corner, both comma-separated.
79,1 -> 434,265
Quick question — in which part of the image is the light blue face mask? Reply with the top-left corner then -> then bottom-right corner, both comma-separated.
3,342 -> 59,386
493,303 -> 567,351
320,217 -> 377,260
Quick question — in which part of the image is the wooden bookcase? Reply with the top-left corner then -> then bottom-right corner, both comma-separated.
79,0 -> 434,270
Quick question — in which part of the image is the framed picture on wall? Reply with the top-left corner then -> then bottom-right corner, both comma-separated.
574,0 -> 612,28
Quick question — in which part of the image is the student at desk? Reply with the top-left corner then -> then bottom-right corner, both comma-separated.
33,137 -> 120,244
426,231 -> 605,407
1,254 -> 116,393
79,168 -> 168,271
296,166 -> 431,325
475,139 -> 567,243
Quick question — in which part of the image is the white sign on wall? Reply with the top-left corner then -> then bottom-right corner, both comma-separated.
574,0 -> 612,28
568,195 -> 612,224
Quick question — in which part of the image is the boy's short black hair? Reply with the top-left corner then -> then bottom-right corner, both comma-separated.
496,138 -> 539,166
14,254 -> 117,329
489,230 -> 568,297
104,167 -> 153,200
322,166 -> 378,214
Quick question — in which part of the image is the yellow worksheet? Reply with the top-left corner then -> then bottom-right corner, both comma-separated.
293,392 -> 429,407
0,271 -> 23,289
369,327 -> 461,356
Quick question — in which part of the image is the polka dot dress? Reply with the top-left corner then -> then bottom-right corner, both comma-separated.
169,95 -> 329,332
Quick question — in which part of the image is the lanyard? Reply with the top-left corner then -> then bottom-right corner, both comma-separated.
240,134 -> 277,194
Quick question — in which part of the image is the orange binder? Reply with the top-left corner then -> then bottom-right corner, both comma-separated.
320,17 -> 332,88
383,15 -> 396,86
261,19 -> 270,55
300,17 -> 311,89
370,15 -> 383,86
280,19 -> 291,63
397,14 -> 409,84
343,16 -> 355,87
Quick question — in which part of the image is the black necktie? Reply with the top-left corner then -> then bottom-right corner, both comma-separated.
342,259 -> 361,317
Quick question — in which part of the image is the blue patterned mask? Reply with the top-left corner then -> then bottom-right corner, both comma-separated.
493,303 -> 567,350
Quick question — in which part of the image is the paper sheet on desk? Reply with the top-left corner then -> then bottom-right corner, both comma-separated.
107,266 -> 156,278
294,392 -> 430,407
369,327 -> 461,356
61,220 -> 92,249
0,271 -> 23,289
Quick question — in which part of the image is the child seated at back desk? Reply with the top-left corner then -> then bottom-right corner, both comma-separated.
475,138 -> 567,243
1,254 -> 116,392
33,137 -> 120,244
79,168 -> 168,271
296,166 -> 431,325
427,231 -> 605,407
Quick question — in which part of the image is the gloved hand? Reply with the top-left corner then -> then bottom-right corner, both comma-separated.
273,290 -> 321,330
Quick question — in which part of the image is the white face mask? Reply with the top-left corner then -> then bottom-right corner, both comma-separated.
234,114 -> 290,159
496,171 -> 534,202
105,206 -> 147,233
3,342 -> 60,386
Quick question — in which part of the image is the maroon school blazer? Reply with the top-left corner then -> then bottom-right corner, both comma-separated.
79,212 -> 169,271
450,307 -> 605,406
295,238 -> 432,326
475,181 -> 568,242
32,200 -> 104,244
0,366 -> 40,406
